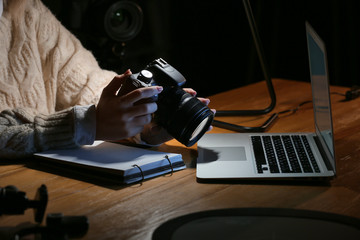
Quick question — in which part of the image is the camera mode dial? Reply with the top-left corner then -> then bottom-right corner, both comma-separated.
138,70 -> 153,83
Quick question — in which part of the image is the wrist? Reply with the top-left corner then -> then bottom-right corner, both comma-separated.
74,105 -> 96,145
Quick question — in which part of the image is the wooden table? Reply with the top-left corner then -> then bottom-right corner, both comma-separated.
1,79 -> 360,239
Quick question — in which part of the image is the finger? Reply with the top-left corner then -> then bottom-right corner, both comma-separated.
198,97 -> 211,105
102,70 -> 132,96
123,86 -> 163,105
143,121 -> 163,134
132,114 -> 153,126
183,88 -> 197,97
126,102 -> 158,118
119,102 -> 158,121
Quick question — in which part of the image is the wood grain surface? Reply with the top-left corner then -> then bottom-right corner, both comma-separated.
1,79 -> 360,239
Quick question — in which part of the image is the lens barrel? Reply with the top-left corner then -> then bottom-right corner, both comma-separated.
156,90 -> 214,147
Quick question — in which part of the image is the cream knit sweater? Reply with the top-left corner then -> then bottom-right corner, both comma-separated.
0,0 -> 116,158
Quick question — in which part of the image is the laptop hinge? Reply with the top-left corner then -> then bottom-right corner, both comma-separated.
313,136 -> 333,171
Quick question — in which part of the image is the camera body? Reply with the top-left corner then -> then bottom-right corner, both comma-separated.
118,58 -> 186,102
118,58 -> 214,147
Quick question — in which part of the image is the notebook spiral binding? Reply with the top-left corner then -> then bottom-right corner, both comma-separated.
165,155 -> 174,176
132,164 -> 145,182
132,155 -> 174,182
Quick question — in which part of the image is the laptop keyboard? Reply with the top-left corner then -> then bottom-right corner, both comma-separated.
251,135 -> 320,174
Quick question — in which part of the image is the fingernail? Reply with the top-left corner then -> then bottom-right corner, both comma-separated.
124,69 -> 132,75
157,86 -> 163,92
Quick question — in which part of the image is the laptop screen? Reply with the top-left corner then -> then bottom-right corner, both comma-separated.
306,22 -> 335,171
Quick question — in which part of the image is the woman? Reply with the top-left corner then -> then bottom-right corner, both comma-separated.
0,0 -> 211,159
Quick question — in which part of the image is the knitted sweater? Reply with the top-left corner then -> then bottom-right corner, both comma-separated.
0,0 -> 116,159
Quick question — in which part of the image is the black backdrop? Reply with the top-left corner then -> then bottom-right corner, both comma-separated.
43,0 -> 360,97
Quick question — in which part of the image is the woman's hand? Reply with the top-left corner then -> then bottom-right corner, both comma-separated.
95,70 -> 163,141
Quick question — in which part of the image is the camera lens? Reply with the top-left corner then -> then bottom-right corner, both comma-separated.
156,90 -> 214,147
110,9 -> 130,29
104,1 -> 143,42
190,117 -> 210,142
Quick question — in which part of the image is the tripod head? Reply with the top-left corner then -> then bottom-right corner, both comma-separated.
0,185 -> 48,223
0,185 -> 89,239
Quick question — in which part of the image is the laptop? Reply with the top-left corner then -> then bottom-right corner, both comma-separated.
196,21 -> 336,181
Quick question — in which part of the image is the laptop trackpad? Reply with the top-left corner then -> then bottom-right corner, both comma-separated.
202,147 -> 247,162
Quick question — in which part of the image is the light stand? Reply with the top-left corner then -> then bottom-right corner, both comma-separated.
212,0 -> 277,132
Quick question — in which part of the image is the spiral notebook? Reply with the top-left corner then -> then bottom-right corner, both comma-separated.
34,141 -> 185,184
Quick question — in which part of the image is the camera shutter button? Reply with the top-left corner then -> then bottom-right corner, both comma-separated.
138,70 -> 153,83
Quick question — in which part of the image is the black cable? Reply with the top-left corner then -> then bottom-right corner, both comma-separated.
213,100 -> 312,133
330,92 -> 345,97
277,100 -> 312,115
213,113 -> 278,133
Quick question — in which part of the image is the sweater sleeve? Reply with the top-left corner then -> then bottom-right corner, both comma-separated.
0,1 -> 116,159
0,104 -> 98,159
0,0 -> 155,159
0,108 -> 77,159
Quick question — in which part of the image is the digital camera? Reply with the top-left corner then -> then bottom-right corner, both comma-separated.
117,58 -> 214,147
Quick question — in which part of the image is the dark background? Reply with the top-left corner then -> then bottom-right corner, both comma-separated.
43,0 -> 360,97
